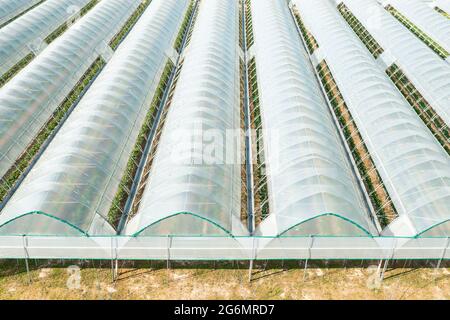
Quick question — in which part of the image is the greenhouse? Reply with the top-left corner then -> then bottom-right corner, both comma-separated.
0,0 -> 93,79
0,0 -> 448,261
339,0 -> 450,153
387,0 -> 450,56
0,0 -> 42,27
0,0 -> 140,199
250,0 -> 378,237
293,0 -> 450,238
0,0 -> 191,236
124,0 -> 249,238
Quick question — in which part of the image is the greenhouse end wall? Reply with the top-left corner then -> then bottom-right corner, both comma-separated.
0,235 -> 448,260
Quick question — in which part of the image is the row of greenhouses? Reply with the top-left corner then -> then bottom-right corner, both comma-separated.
0,0 -> 448,260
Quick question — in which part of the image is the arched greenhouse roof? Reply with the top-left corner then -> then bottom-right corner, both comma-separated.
0,0 -> 42,26
0,0 -> 141,180
387,0 -> 450,54
251,0 -> 376,237
342,0 -> 450,128
0,0 -> 92,76
294,0 -> 450,237
124,0 -> 249,237
0,0 -> 190,236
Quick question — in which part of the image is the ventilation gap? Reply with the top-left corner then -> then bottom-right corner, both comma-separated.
386,63 -> 450,155
434,6 -> 450,19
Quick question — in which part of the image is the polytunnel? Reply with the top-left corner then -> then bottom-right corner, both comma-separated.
294,0 -> 450,237
0,0 -> 92,77
0,0 -> 141,181
386,0 -> 450,55
0,0 -> 41,26
124,0 -> 249,237
0,0 -> 191,236
250,0 -> 377,237
341,0 -> 450,128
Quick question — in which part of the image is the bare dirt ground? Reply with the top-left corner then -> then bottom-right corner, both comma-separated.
0,260 -> 448,300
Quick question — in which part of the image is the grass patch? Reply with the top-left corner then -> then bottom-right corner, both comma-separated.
245,0 -> 254,48
0,57 -> 105,203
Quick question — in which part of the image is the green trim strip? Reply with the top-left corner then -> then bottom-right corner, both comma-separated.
133,211 -> 235,237
279,212 -> 372,237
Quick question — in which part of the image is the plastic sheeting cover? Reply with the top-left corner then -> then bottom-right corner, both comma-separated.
388,0 -> 450,54
125,0 -> 249,237
0,0 -> 190,236
251,0 -> 376,237
342,0 -> 450,128
0,0 -> 42,26
0,0 -> 141,180
294,0 -> 450,237
0,0 -> 91,76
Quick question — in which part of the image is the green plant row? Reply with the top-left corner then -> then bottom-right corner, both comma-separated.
337,3 -> 383,59
239,2 -> 244,50
248,57 -> 269,221
434,6 -> 450,19
292,9 -> 319,54
0,57 -> 105,203
44,0 -> 99,44
386,64 -> 450,155
386,5 -> 449,59
107,61 -> 175,227
182,1 -> 200,50
0,52 -> 35,88
0,0 -> 45,29
109,0 -> 152,50
317,60 -> 395,227
174,0 -> 195,53
245,0 -> 254,48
